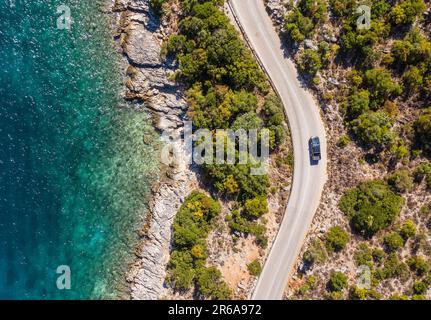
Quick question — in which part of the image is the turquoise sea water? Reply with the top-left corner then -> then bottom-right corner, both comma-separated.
0,0 -> 159,299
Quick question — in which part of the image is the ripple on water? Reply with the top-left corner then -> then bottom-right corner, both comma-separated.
0,0 -> 160,299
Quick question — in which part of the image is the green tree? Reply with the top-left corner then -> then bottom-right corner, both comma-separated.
389,0 -> 426,25
196,267 -> 232,299
345,90 -> 370,121
350,111 -> 395,149
364,68 -> 402,109
231,112 -> 263,131
263,94 -> 286,149
339,180 -> 405,237
299,49 -> 322,76
285,9 -> 314,42
167,251 -> 196,290
166,191 -> 221,291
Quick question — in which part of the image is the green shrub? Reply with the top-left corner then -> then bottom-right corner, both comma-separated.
414,162 -> 431,188
349,286 -> 368,300
167,251 -> 196,290
172,192 -> 220,249
299,49 -> 322,76
345,90 -> 370,121
363,68 -> 402,109
244,196 -> 268,219
325,226 -> 349,252
339,180 -> 405,237
350,111 -> 395,149
166,191 -> 222,294
328,272 -> 348,292
407,256 -> 430,276
389,0 -> 426,25
387,169 -> 413,193
285,9 -> 314,42
372,248 -> 386,264
389,294 -> 410,300
337,135 -> 351,148
247,259 -> 262,276
149,0 -> 168,15
419,202 -> 431,217
415,108 -> 431,153
228,210 -> 268,248
399,220 -> 417,240
403,66 -> 423,94
196,267 -> 232,299
377,253 -> 410,281
354,243 -> 373,267
297,275 -> 317,296
383,232 -> 405,252
412,281 -> 428,295
303,238 -> 327,266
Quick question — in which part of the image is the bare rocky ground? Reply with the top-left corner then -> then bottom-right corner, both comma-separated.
263,0 -> 431,299
109,0 -> 293,300
110,0 -> 199,300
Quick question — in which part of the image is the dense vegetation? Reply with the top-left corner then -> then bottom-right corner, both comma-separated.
285,0 -> 431,300
165,191 -> 232,299
160,0 -> 288,248
157,0 -> 290,299
285,0 -> 430,158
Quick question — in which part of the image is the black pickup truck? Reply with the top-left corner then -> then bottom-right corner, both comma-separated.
309,136 -> 322,162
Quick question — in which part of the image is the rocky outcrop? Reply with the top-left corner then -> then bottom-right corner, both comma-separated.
112,0 -> 197,300
264,0 -> 288,26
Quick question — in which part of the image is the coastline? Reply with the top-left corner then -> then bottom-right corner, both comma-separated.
109,0 -> 294,300
110,0 -> 198,299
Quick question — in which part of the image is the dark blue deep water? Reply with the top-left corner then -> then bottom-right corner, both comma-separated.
0,0 -> 159,299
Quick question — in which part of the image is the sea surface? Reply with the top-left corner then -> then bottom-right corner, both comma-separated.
0,0 -> 159,299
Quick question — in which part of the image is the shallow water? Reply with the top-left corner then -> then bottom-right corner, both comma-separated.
0,0 -> 159,299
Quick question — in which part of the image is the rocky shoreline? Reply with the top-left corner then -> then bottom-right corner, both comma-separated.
107,0 -> 293,300
110,0 -> 197,300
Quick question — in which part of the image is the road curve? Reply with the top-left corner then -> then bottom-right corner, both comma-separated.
228,0 -> 328,299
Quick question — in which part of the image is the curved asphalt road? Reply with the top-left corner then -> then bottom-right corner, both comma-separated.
228,0 -> 328,300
